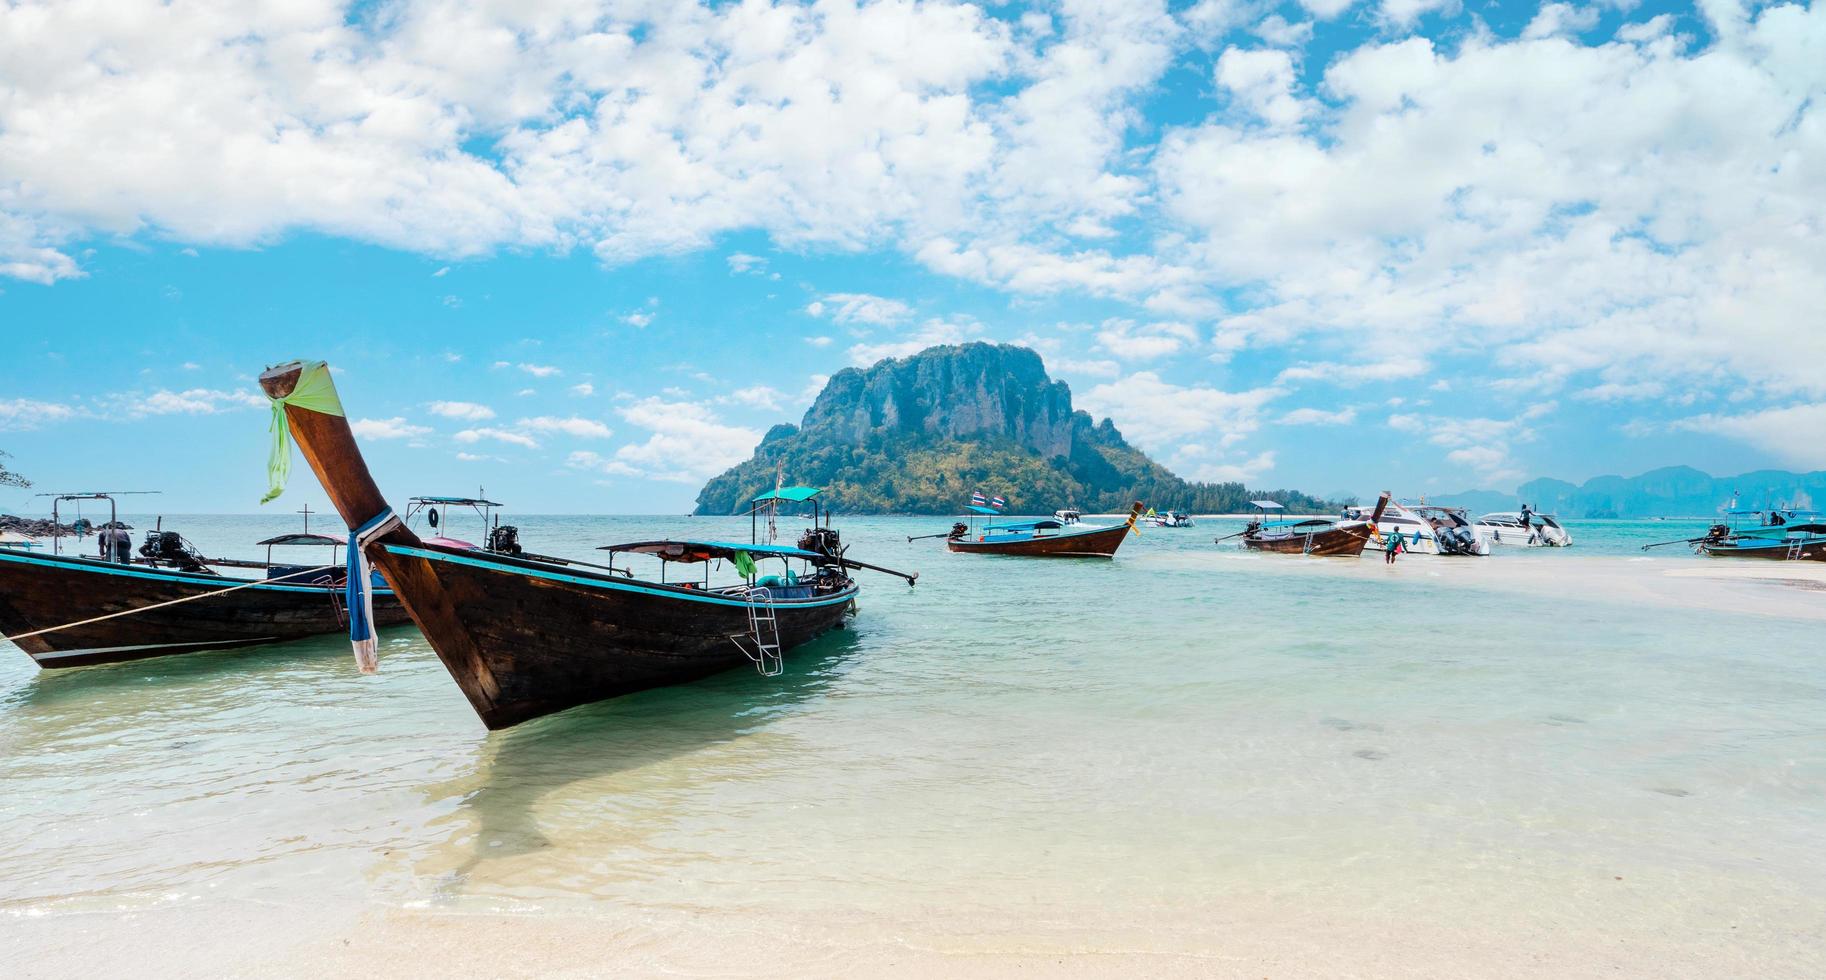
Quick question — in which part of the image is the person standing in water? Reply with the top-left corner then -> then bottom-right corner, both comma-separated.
1384,528 -> 1404,564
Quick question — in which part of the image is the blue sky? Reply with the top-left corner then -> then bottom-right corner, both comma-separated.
1,0 -> 1821,514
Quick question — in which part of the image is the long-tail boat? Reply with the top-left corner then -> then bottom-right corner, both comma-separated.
258,359 -> 916,730
940,502 -> 1145,557
1694,510 -> 1826,561
0,492 -> 409,668
1234,492 -> 1389,557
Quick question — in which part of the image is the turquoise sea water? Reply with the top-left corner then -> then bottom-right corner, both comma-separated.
1,513 -> 1822,960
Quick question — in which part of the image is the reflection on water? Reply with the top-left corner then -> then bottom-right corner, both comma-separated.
6,627 -> 371,713
0,515 -> 1822,938
398,632 -> 857,902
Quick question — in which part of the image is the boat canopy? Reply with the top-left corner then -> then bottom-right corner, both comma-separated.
1250,500 -> 1285,510
254,532 -> 343,547
600,539 -> 830,563
986,519 -> 1064,532
965,505 -> 1002,516
1261,518 -> 1332,530
409,496 -> 503,507
752,486 -> 823,504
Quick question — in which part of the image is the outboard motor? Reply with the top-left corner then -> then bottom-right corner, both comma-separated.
798,526 -> 844,558
1436,526 -> 1481,555
140,529 -> 208,572
947,522 -> 968,540
487,524 -> 523,556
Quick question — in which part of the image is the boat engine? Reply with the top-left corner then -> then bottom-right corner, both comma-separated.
139,529 -> 209,572
1436,526 -> 1480,555
948,522 -> 968,540
798,526 -> 844,557
487,524 -> 523,556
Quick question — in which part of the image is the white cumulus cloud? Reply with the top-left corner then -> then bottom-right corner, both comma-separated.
352,417 -> 432,440
427,400 -> 495,421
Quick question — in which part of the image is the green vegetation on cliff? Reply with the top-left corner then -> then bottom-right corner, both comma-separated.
694,344 -> 1336,515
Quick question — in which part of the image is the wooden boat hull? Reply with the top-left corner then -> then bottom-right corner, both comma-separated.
0,548 -> 409,668
947,521 -> 1135,558
260,358 -> 876,730
1242,524 -> 1374,557
370,543 -> 856,729
1698,539 -> 1826,561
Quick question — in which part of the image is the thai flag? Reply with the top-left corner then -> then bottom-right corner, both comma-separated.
990,495 -> 1007,509
971,490 -> 988,506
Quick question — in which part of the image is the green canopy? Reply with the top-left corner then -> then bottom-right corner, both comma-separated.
752,486 -> 823,503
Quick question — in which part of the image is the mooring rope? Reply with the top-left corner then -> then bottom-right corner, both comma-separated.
1,563 -> 343,644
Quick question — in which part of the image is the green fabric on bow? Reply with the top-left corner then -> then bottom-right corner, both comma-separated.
262,360 -> 345,504
733,550 -> 758,579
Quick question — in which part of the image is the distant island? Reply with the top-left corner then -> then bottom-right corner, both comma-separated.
694,343 -> 1337,515
1433,465 -> 1825,518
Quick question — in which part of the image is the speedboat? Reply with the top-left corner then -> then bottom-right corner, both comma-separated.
1140,509 -> 1194,528
1474,512 -> 1572,547
1341,499 -> 1491,555
1410,505 -> 1493,555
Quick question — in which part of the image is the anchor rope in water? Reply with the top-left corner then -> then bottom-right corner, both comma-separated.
1,563 -> 344,644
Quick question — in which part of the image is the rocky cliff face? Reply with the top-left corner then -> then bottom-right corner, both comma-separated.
799,344 -> 1078,458
694,343 -> 1336,516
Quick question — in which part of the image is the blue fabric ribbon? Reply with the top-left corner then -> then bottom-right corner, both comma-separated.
346,507 -> 396,672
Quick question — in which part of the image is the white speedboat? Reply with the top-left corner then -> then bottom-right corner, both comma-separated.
1412,505 -> 1494,555
1341,500 -> 1491,555
1140,510 -> 1194,528
1475,512 -> 1572,547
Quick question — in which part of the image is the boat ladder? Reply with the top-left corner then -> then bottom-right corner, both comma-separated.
1787,538 -> 1806,560
734,586 -> 784,677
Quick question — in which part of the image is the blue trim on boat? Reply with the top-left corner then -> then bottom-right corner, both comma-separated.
0,548 -> 393,595
383,545 -> 858,609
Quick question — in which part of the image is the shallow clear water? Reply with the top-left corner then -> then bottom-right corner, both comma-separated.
1,513 -> 1822,948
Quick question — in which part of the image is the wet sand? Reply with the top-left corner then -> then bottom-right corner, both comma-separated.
1180,550 -> 1826,623
15,892 -> 1825,979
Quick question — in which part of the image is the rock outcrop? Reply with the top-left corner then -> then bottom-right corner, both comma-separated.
0,515 -> 74,537
694,343 -> 1336,515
